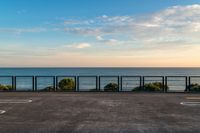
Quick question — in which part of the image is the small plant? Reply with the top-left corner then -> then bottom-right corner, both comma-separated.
58,78 -> 75,91
104,83 -> 118,92
6,85 -> 13,90
189,83 -> 200,92
42,86 -> 55,92
144,82 -> 161,91
132,86 -> 143,91
0,84 -> 13,91
132,82 -> 167,92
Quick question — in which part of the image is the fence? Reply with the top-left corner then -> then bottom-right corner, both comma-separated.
0,76 -> 200,92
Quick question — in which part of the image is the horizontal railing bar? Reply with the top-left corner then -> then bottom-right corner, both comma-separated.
14,76 -> 35,77
143,76 -> 164,78
166,76 -> 187,77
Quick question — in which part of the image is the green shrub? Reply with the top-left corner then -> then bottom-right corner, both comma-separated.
189,83 -> 200,92
132,82 -> 167,92
144,82 -> 161,91
104,83 -> 118,92
6,85 -> 13,90
58,78 -> 75,91
132,86 -> 143,91
42,86 -> 55,92
0,84 -> 13,91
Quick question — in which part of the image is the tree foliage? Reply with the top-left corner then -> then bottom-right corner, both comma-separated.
58,78 -> 75,91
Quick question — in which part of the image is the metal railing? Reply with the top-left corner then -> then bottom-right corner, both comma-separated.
165,76 -> 188,92
121,76 -> 141,92
77,76 -> 98,92
0,75 -> 200,92
99,76 -> 120,92
56,76 -> 76,91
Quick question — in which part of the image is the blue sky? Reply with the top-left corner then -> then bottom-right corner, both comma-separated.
0,0 -> 200,67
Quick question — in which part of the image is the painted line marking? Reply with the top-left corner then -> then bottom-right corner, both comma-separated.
180,102 -> 200,106
0,110 -> 6,114
0,99 -> 32,104
186,97 -> 200,100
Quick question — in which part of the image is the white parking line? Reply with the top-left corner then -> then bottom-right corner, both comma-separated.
180,102 -> 200,106
0,99 -> 32,104
186,97 -> 200,100
0,110 -> 6,114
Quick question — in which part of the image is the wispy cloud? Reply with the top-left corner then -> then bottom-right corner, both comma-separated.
74,43 -> 91,49
0,28 -> 46,35
63,4 -> 200,47
67,43 -> 91,49
96,36 -> 123,45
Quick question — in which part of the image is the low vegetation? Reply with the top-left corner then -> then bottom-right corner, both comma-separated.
133,82 -> 167,92
104,83 -> 118,92
0,84 -> 13,91
189,83 -> 200,92
58,78 -> 75,91
42,86 -> 55,92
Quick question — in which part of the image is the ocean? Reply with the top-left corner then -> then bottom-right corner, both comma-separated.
0,67 -> 200,76
0,67 -> 200,92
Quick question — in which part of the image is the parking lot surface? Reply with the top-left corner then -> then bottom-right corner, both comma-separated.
0,92 -> 199,133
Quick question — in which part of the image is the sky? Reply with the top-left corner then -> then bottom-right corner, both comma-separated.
0,0 -> 200,67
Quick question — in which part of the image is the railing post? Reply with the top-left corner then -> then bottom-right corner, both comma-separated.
162,76 -> 165,92
74,76 -> 77,92
55,76 -> 58,91
139,76 -> 142,89
165,76 -> 168,93
96,76 -> 98,91
99,76 -> 101,91
35,76 -> 37,92
32,76 -> 35,91
120,76 -> 123,91
53,76 -> 56,92
185,76 -> 188,92
188,76 -> 191,92
117,76 -> 120,92
12,76 -> 16,91
142,76 -> 145,89
77,76 -> 79,92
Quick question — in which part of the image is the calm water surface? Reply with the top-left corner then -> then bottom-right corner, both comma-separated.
0,67 -> 200,76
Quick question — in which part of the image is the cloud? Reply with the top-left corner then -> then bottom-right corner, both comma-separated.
63,4 -> 200,46
96,36 -> 123,45
0,28 -> 46,35
96,36 -> 103,41
64,27 -> 103,36
67,43 -> 91,49
74,43 -> 91,49
64,20 -> 81,25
